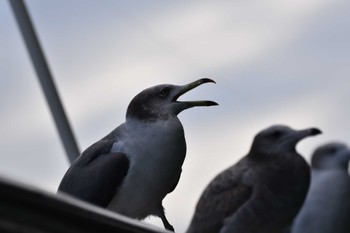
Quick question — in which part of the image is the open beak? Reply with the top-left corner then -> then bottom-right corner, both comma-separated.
173,78 -> 218,108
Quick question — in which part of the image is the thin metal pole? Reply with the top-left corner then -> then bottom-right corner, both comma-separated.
9,0 -> 80,164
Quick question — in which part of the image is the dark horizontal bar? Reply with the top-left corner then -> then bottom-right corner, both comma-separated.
0,176 -> 166,233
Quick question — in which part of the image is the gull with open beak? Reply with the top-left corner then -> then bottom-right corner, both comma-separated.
58,79 -> 217,231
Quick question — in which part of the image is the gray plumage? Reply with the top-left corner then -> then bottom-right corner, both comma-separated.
58,79 -> 217,231
187,125 -> 322,233
290,142 -> 350,233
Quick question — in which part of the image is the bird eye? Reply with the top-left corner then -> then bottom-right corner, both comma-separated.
328,147 -> 337,154
159,88 -> 169,98
271,130 -> 282,139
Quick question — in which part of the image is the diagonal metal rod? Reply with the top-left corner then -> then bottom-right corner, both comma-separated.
9,0 -> 80,164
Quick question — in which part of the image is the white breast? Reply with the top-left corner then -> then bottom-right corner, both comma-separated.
107,117 -> 186,219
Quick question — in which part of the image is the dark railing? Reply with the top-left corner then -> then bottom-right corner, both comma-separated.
0,177 -> 167,233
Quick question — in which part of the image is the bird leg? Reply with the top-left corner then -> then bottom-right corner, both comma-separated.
160,213 -> 174,232
156,204 -> 174,231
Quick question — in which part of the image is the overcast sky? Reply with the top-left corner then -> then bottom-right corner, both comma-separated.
1,0 -> 350,232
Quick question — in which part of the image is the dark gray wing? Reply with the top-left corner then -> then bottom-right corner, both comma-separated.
187,161 -> 252,233
58,139 -> 129,207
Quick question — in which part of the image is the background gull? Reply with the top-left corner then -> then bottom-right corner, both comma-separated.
187,125 -> 321,233
291,142 -> 350,233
